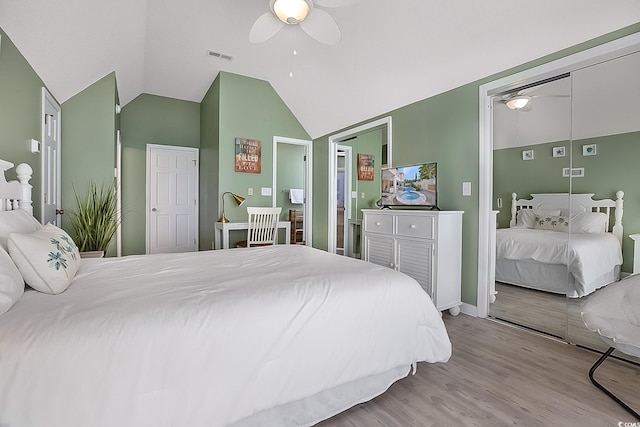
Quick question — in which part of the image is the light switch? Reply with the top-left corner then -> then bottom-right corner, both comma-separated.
351,191 -> 357,199
29,139 -> 40,153
497,197 -> 503,208
361,192 -> 365,199
462,182 -> 472,196
247,188 -> 253,196
261,187 -> 272,196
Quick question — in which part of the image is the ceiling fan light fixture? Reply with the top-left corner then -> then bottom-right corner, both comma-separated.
506,96 -> 530,110
272,0 -> 310,25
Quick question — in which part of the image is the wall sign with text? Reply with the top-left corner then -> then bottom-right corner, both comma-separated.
235,138 -> 261,174
357,153 -> 374,181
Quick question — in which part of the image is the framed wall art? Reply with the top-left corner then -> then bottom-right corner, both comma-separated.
357,153 -> 375,181
552,146 -> 566,157
582,144 -> 597,156
235,138 -> 261,174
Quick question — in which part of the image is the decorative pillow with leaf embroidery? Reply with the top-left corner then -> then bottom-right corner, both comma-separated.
7,223 -> 80,295
533,215 -> 569,232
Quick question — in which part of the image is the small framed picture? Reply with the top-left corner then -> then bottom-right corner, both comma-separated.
582,144 -> 597,156
552,146 -> 566,157
522,150 -> 534,161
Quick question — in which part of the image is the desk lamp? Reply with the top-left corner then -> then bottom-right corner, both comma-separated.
219,192 -> 246,223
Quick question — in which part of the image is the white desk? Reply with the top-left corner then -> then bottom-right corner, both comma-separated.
214,221 -> 291,249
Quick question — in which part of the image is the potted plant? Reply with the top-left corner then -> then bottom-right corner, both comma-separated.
68,181 -> 119,258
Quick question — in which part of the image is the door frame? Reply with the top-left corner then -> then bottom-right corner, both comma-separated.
41,87 -> 61,225
336,145 -> 352,255
272,136 -> 313,246
477,32 -> 640,318
327,116 -> 392,253
145,144 -> 199,254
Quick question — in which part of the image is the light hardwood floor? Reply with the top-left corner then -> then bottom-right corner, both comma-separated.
318,313 -> 640,426
491,282 -> 567,338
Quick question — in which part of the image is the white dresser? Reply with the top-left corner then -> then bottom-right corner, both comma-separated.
361,209 -> 463,315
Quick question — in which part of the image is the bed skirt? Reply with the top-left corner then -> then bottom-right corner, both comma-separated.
495,259 -> 619,298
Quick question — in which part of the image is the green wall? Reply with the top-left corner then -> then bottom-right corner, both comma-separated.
494,132 -> 640,273
119,94 -> 200,255
572,132 -> 640,273
493,140 -> 571,228
61,73 -> 118,256
213,72 -> 310,247
199,77 -> 221,251
276,143 -> 305,221
313,23 -> 640,307
0,28 -> 45,219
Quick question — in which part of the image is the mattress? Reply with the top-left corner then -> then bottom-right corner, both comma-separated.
495,228 -> 622,297
0,245 -> 451,427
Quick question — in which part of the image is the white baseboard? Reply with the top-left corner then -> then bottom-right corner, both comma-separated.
460,303 -> 479,317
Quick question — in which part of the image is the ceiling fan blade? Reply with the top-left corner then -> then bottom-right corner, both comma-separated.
249,12 -> 284,43
299,8 -> 341,45
313,0 -> 359,7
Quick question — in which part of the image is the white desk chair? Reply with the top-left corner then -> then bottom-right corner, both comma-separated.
237,207 -> 282,248
581,274 -> 640,420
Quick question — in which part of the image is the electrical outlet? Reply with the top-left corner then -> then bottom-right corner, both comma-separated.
247,188 -> 253,196
361,192 -> 365,199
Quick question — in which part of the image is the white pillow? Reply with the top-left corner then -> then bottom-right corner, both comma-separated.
571,211 -> 608,234
0,210 -> 42,251
0,246 -> 24,315
515,209 -> 562,229
7,223 -> 80,295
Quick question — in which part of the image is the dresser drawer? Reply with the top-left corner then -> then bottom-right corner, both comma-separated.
396,214 -> 434,239
364,213 -> 393,234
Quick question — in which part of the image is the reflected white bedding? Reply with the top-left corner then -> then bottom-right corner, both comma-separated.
0,245 -> 451,427
496,228 -> 622,297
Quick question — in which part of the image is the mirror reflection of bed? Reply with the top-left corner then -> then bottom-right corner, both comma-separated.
492,192 -> 624,339
490,49 -> 640,358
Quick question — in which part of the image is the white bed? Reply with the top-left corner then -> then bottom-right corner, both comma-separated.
495,192 -> 624,298
0,160 -> 451,427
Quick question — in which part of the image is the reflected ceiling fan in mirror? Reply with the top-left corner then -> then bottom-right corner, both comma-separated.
501,87 -> 570,111
250,0 -> 354,45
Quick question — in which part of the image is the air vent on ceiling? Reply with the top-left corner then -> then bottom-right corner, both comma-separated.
207,50 -> 233,61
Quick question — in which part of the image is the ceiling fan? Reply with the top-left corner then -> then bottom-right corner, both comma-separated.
501,88 -> 570,111
249,0 -> 354,45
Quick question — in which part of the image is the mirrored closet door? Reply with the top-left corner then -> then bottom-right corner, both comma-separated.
566,51 -> 640,355
490,75 -> 572,339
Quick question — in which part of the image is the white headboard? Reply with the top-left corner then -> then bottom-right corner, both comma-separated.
509,191 -> 624,244
0,159 -> 33,214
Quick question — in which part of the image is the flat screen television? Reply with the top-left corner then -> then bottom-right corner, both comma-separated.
381,162 -> 437,208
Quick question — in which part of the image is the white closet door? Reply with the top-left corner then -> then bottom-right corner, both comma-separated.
146,145 -> 199,254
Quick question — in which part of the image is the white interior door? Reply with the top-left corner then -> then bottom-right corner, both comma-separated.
41,88 -> 61,225
146,144 -> 199,254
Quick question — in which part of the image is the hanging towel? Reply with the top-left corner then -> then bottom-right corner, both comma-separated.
289,189 -> 304,204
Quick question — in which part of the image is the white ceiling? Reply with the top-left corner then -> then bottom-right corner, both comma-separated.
1,0 -> 639,138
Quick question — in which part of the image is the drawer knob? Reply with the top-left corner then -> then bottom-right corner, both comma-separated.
376,222 -> 381,226
410,224 -> 416,229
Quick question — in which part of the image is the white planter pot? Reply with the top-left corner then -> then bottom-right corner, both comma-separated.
80,251 -> 105,259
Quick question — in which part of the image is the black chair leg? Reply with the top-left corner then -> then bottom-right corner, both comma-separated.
589,346 -> 640,421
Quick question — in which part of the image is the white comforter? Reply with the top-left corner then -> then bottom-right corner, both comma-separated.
496,228 -> 622,295
0,245 -> 451,427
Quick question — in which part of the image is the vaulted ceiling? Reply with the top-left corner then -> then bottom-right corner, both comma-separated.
1,0 -> 639,138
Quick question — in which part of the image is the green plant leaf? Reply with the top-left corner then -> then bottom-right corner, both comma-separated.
68,181 -> 119,253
